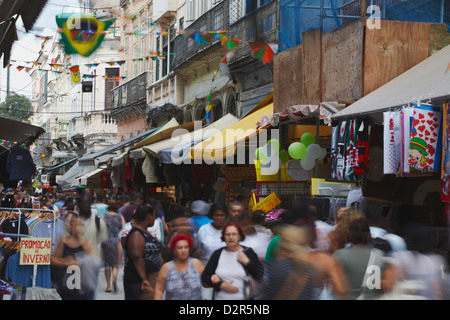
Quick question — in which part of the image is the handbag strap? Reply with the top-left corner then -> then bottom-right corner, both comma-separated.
361,249 -> 377,288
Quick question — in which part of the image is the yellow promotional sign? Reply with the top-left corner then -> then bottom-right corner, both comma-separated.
252,192 -> 281,213
20,238 -> 51,265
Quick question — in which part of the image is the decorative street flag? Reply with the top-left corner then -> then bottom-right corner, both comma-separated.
69,65 -> 80,84
249,42 -> 275,64
204,91 -> 213,120
56,12 -> 116,57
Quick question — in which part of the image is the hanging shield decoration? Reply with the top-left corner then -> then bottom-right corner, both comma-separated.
56,12 -> 115,57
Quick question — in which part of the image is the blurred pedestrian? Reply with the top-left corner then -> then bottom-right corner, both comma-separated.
201,221 -> 264,300
238,213 -> 272,260
196,203 -> 228,300
93,194 -> 109,217
102,200 -> 125,293
122,192 -> 144,223
188,199 -> 212,237
366,205 -> 407,252
196,203 -> 228,265
154,233 -> 204,300
251,210 -> 273,237
51,213 -> 91,300
123,203 -> 162,300
385,223 -> 448,299
64,194 -> 107,300
293,218 -> 347,299
228,201 -> 245,221
332,217 -> 390,300
328,207 -> 364,253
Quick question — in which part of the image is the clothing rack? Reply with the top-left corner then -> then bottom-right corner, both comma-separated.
0,207 -> 57,287
316,187 -> 350,223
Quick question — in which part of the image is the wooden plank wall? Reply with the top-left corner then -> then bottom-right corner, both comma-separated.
321,20 -> 364,102
273,44 -> 303,113
363,21 -> 432,96
273,20 -> 442,114
301,28 -> 322,104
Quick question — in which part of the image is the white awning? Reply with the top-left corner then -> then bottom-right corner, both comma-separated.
72,168 -> 104,187
333,44 -> 450,120
143,113 -> 239,163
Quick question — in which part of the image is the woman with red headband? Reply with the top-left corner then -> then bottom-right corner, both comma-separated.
154,233 -> 204,300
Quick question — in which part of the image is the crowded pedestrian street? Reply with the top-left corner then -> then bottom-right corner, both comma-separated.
0,0 -> 449,309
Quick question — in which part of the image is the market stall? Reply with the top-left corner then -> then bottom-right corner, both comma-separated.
330,43 -> 450,259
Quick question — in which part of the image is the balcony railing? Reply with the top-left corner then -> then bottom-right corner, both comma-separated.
228,0 -> 278,63
37,93 -> 47,111
173,0 -> 231,69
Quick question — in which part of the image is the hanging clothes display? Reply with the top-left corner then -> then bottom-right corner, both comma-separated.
408,103 -> 442,173
330,124 -> 338,180
344,119 -> 359,182
441,103 -> 450,202
383,112 -> 397,174
6,146 -> 36,181
99,171 -> 111,189
354,120 -> 370,176
382,105 -> 442,178
334,119 -> 347,181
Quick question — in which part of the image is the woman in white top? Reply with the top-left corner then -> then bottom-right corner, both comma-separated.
201,221 -> 264,300
196,203 -> 228,265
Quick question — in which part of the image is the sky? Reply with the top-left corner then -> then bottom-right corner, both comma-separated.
0,0 -> 84,101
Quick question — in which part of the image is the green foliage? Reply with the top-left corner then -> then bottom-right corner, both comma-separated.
0,93 -> 32,122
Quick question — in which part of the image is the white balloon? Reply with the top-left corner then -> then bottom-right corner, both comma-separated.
318,147 -> 327,160
260,157 -> 281,175
300,157 -> 315,170
261,143 -> 278,160
306,144 -> 322,159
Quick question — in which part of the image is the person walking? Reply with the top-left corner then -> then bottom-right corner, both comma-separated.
262,225 -> 320,300
332,217 -> 390,300
196,203 -> 228,265
102,200 -> 125,293
51,213 -> 91,300
123,203 -> 163,300
201,221 -> 264,300
64,194 -> 108,300
154,233 -> 204,300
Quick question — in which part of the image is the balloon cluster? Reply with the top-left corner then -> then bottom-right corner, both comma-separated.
255,133 -> 327,175
287,132 -> 327,170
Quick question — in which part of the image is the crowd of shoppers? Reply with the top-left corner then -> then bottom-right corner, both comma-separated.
1,189 -> 448,300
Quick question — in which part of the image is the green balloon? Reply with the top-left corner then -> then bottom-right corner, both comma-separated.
288,142 -> 307,160
301,132 -> 315,147
255,146 -> 269,161
279,150 -> 290,163
268,139 -> 280,152
255,147 -> 262,160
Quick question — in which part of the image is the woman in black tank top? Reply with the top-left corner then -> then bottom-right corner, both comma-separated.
123,203 -> 162,300
50,213 -> 91,299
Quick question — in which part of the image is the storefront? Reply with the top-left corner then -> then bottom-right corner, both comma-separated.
331,43 -> 450,260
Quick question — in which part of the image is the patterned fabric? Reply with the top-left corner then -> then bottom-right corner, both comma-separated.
103,214 -> 122,266
164,258 -> 202,300
383,112 -> 397,174
124,227 -> 162,283
354,120 -> 370,175
408,104 -> 442,172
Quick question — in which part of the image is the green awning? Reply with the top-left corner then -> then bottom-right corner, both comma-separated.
42,157 -> 79,173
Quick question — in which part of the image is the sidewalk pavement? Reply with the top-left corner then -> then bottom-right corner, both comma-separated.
95,265 -> 125,300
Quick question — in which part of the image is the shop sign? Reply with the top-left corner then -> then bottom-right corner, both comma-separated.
252,192 -> 281,213
20,238 -> 51,265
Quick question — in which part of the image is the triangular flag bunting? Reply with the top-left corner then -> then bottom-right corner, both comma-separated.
248,42 -> 275,64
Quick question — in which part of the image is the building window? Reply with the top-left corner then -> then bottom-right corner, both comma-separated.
155,36 -> 160,81
179,17 -> 184,30
261,14 -> 273,34
214,11 -> 223,30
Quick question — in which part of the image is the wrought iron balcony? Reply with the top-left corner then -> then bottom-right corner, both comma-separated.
173,0 -> 231,70
228,0 -> 278,63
